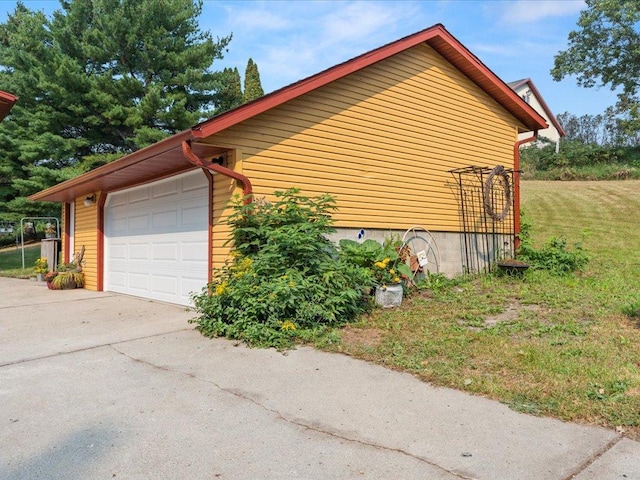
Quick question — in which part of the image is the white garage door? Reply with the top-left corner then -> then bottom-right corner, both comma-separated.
105,170 -> 209,306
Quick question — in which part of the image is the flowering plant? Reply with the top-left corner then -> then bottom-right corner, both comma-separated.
339,238 -> 412,288
44,270 -> 58,282
372,256 -> 402,287
34,257 -> 48,274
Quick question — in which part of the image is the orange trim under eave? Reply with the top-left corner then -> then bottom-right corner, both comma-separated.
97,192 -> 107,291
514,131 -> 538,250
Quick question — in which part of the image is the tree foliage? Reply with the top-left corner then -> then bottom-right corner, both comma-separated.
552,0 -> 640,134
557,111 -> 640,146
214,67 -> 243,114
0,0 -> 231,220
243,57 -> 264,103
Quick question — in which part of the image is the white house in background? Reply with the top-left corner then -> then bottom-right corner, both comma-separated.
508,78 -> 565,152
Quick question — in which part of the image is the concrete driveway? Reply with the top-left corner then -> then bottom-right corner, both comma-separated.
1,277 -> 638,479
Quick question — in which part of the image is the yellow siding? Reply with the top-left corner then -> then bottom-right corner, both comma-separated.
212,151 -> 244,269
204,43 -> 521,237
73,192 -> 101,290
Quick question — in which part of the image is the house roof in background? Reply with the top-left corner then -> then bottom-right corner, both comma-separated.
0,90 -> 17,122
508,78 -> 566,137
30,23 -> 548,203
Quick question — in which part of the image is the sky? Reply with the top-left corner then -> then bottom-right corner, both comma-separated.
0,0 -> 619,117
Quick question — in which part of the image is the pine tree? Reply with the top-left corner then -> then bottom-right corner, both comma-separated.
0,0 -> 232,219
243,58 -> 264,103
215,67 -> 244,114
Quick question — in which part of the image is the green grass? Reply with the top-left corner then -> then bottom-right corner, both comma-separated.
0,244 -> 40,278
328,180 -> 640,440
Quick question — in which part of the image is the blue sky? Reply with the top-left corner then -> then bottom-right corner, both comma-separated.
1,0 -> 617,117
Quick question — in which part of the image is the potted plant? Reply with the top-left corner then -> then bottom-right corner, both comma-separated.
33,257 -> 48,282
339,237 -> 412,308
44,222 -> 57,239
44,270 -> 59,289
45,246 -> 86,290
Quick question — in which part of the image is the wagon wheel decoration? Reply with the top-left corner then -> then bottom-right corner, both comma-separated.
399,226 -> 441,285
484,165 -> 512,222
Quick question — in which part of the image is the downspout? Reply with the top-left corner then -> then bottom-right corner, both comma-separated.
513,130 -> 538,250
182,140 -> 253,204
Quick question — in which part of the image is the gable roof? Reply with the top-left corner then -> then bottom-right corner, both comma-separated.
0,90 -> 17,122
508,78 -> 565,137
30,24 -> 548,203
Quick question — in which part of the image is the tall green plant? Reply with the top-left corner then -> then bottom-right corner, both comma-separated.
191,189 -> 372,349
517,211 -> 589,274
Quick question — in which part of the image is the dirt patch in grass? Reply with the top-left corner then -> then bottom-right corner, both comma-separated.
483,300 -> 542,327
339,325 -> 385,350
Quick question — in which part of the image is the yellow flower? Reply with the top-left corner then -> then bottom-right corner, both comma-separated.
374,261 -> 386,269
382,257 -> 390,265
214,281 -> 228,296
289,281 -> 295,288
393,277 -> 400,283
389,269 -> 395,275
281,321 -> 296,331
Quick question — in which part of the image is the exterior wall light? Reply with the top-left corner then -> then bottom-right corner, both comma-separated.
84,194 -> 96,207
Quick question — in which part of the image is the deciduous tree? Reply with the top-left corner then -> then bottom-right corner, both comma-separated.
552,0 -> 640,136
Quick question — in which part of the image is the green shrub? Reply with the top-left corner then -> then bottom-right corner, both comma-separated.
190,189 -> 372,349
517,212 -> 588,274
338,238 -> 412,287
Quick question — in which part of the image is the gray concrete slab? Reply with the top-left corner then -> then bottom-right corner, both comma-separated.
0,277 -> 637,479
0,277 -> 193,366
573,438 -> 640,480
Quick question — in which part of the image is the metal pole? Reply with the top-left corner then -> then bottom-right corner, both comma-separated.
20,218 -> 25,269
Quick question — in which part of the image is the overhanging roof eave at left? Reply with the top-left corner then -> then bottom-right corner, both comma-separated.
28,130 -> 194,203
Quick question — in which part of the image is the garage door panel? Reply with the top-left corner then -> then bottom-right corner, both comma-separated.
152,178 -> 178,199
152,243 -> 178,261
182,205 -> 208,229
152,275 -> 178,295
109,271 -> 127,289
109,244 -> 127,260
182,172 -> 208,192
182,277 -> 206,297
152,209 -> 178,231
129,243 -> 150,261
128,214 -> 150,233
129,273 -> 150,291
181,241 -> 208,262
105,170 -> 209,306
129,187 -> 150,204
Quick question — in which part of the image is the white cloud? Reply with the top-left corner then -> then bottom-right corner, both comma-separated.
471,43 -> 519,57
498,0 -> 585,24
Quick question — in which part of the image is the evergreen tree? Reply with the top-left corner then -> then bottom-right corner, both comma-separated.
243,58 -> 264,103
0,0 -> 232,219
214,67 -> 243,114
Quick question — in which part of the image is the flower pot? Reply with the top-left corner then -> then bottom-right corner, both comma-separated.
36,273 -> 44,282
374,283 -> 403,308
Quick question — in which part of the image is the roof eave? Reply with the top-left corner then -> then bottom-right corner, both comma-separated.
29,130 -> 194,203
0,90 -> 18,122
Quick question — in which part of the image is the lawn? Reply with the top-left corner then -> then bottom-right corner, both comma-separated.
0,244 -> 41,278
330,180 -> 640,440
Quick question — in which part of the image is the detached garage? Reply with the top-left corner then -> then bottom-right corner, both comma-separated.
29,24 -> 547,306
